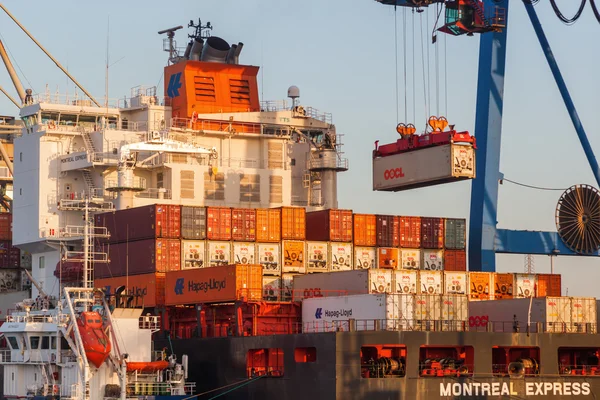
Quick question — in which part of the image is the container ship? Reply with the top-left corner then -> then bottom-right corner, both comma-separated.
0,5 -> 599,400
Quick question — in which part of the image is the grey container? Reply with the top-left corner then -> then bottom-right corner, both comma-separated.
445,218 -> 466,249
181,206 -> 207,240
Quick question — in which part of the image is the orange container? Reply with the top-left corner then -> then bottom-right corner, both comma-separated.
468,272 -> 493,301
0,213 -> 11,240
353,214 -> 376,246
537,274 -> 562,297
377,248 -> 399,269
165,264 -> 262,305
206,207 -> 232,241
444,250 -> 466,271
282,240 -> 306,273
94,273 -> 165,307
279,207 -> 306,240
256,209 -> 281,243
493,273 -> 514,300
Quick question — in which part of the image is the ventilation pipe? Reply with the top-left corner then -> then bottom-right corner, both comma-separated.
225,44 -> 237,64
232,42 -> 244,64
189,37 -> 204,61
200,36 -> 230,63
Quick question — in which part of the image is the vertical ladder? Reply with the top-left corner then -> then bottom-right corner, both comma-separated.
81,170 -> 102,200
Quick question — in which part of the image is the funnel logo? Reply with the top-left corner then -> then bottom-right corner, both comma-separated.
174,278 -> 185,295
315,308 -> 323,319
167,72 -> 182,98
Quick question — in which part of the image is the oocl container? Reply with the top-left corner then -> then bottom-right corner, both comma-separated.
421,249 -> 444,271
399,216 -> 421,248
469,272 -> 493,301
418,271 -> 443,294
400,249 -> 421,270
279,206 -> 306,240
256,208 -> 281,243
94,273 -> 165,307
282,240 -> 306,274
306,209 -> 353,242
292,269 -> 394,301
493,273 -> 514,300
570,297 -> 597,333
354,247 -> 376,269
393,270 -> 418,294
231,208 -> 256,242
306,242 -> 329,273
440,294 -> 469,331
376,215 -> 399,247
444,218 -> 466,250
262,275 -> 281,301
181,240 -> 206,269
207,241 -> 232,267
443,250 -> 467,271
281,273 -> 301,301
414,294 -> 442,331
165,264 -> 262,305
421,217 -> 444,249
0,269 -> 19,292
536,274 -> 561,297
256,243 -> 281,276
444,272 -> 468,295
329,243 -> 353,271
206,207 -> 232,241
96,204 -> 181,243
181,206 -> 207,240
514,273 -> 537,298
353,214 -> 376,247
377,247 -> 399,269
232,242 -> 256,265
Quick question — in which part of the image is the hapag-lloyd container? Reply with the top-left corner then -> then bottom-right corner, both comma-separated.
468,272 -> 493,301
96,204 -> 181,243
256,208 -> 281,243
94,273 -> 166,307
256,243 -> 281,276
444,272 -> 468,295
232,242 -> 255,265
306,209 -> 353,242
306,242 -> 329,273
354,247 -> 376,269
400,249 -> 421,270
570,297 -> 597,333
421,249 -> 444,271
282,240 -> 306,274
292,269 -> 394,302
165,264 -> 262,305
444,250 -> 467,271
377,248 -> 399,269
181,240 -> 206,269
444,218 -> 466,250
329,243 -> 353,271
439,294 -> 469,331
418,271 -> 443,294
493,273 -> 514,300
353,214 -> 376,247
399,216 -> 421,248
208,241 -> 232,267
536,274 -> 561,297
262,275 -> 281,301
280,207 -> 306,240
206,207 -> 232,241
281,273 -> 300,301
515,273 -> 537,298
181,206 -> 207,240
231,208 -> 256,242
394,270 -> 418,294
376,215 -> 399,247
421,217 -> 444,249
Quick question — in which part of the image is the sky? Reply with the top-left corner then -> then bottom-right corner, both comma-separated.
0,0 -> 598,296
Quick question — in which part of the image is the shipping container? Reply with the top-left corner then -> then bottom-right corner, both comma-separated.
444,250 -> 467,272
94,273 -> 165,307
96,238 -> 181,278
353,214 -> 376,247
493,273 -> 514,300
181,206 -> 207,240
292,269 -> 394,301
399,249 -> 421,270
418,271 -> 443,295
377,247 -> 399,269
96,204 -> 181,243
537,274 -> 561,297
231,208 -> 256,242
421,249 -> 444,271
306,209 -> 353,242
0,269 -> 20,292
414,294 -> 442,327
20,270 -> 31,291
468,272 -> 493,301
256,243 -> 281,276
281,273 -> 301,301
208,241 -> 232,267
0,241 -> 20,268
444,218 -> 466,250
399,216 -> 421,248
262,275 -> 281,301
570,297 -> 597,333
393,270 -> 418,294
376,215 -> 399,247
421,217 -> 444,249
439,294 -> 469,331
354,247 -> 376,269
279,207 -> 306,240
514,273 -> 537,298
256,209 -> 281,243
181,240 -> 206,269
206,207 -> 232,241
232,242 -> 256,265
165,264 -> 262,305
444,272 -> 468,295
0,213 -> 11,240
306,242 -> 329,273
329,243 -> 353,271
282,240 -> 306,274
20,249 -> 32,269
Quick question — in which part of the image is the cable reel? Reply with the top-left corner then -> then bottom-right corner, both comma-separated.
555,184 -> 600,255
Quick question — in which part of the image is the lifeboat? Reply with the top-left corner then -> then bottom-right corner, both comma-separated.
126,360 -> 170,373
54,256 -> 84,282
76,311 -> 111,368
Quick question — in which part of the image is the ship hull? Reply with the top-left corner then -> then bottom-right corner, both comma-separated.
160,330 -> 600,399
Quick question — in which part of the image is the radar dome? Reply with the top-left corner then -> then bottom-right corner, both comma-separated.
287,86 -> 300,99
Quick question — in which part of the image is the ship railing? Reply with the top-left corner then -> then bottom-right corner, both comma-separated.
261,289 -> 349,302
125,382 -> 196,395
61,225 -> 110,238
0,350 -> 11,363
304,107 -> 333,124
492,364 -> 540,377
218,157 -> 260,168
135,188 -> 172,200
5,314 -> 58,323
151,153 -> 210,166
260,100 -> 289,112
139,315 -> 160,331
171,117 -> 262,134
418,363 -> 474,378
471,320 -> 598,334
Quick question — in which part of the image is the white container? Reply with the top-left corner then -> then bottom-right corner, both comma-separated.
181,240 -> 206,269
232,242 -> 255,265
0,270 -> 20,292
421,249 -> 444,271
444,272 -> 468,295
207,241 -> 232,267
262,275 -> 281,301
329,243 -> 353,271
281,273 -> 301,301
20,270 -> 32,291
393,270 -> 418,294
257,243 -> 281,276
354,247 -> 376,269
515,273 -> 537,298
292,269 -> 393,302
570,297 -> 597,333
440,294 -> 469,331
414,294 -> 442,329
418,271 -> 443,294
306,242 -> 329,273
400,249 -> 421,270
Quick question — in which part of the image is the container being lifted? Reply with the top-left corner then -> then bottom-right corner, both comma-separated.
372,116 -> 476,192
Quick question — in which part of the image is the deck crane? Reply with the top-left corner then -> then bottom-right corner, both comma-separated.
374,0 -> 600,270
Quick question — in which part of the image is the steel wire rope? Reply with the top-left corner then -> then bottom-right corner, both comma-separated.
395,6 -> 400,124
502,178 -> 567,191
426,8 -> 431,126
432,3 -> 444,117
403,8 -> 408,122
0,32 -> 36,93
412,9 -> 417,124
591,0 -> 600,22
549,0 -> 587,25
182,376 -> 264,399
419,11 -> 428,126
443,26 -> 448,118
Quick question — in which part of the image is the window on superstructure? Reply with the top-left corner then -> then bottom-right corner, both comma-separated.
267,142 -> 284,169
270,175 -> 283,204
181,170 -> 195,199
246,348 -> 284,378
41,336 -> 49,350
51,337 -> 56,350
39,256 -> 45,269
30,336 -> 40,350
78,115 -> 97,130
240,174 -> 260,203
59,114 -> 78,126
204,172 -> 225,201
7,336 -> 18,349
157,172 -> 164,189
171,154 -> 188,164
194,76 -> 216,102
229,79 -> 251,106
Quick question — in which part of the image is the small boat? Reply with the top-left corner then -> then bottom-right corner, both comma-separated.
76,311 -> 111,368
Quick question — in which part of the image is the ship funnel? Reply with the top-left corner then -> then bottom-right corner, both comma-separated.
225,44 -> 237,64
189,37 -> 204,61
183,40 -> 193,60
200,36 -> 230,63
233,42 -> 243,64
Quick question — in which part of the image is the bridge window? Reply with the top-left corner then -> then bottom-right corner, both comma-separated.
157,172 -> 164,188
240,174 -> 260,203
181,170 -> 194,199
7,336 -> 18,349
51,337 -> 57,350
295,347 -> 317,363
41,336 -> 49,350
492,346 -> 540,377
30,336 -> 40,350
204,172 -> 224,201
270,176 -> 283,204
247,348 -> 284,378
361,345 -> 406,378
39,256 -> 45,269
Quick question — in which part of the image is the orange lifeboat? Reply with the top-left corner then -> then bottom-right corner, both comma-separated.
126,360 -> 170,373
76,311 -> 111,368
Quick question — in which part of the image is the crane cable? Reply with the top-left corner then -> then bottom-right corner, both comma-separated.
412,9 -> 417,125
394,6 -> 399,124
419,11 -> 428,125
549,0 -> 587,25
502,178 -> 567,192
403,8 -> 408,123
590,0 -> 600,22
0,32 -> 36,93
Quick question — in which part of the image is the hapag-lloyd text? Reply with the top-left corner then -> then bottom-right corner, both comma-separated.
440,382 -> 591,397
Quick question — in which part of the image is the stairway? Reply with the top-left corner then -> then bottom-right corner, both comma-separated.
82,170 -> 102,200
81,130 -> 101,162
468,0 -> 490,27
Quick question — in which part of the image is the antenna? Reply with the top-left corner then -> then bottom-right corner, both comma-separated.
187,18 -> 213,40
158,25 -> 183,65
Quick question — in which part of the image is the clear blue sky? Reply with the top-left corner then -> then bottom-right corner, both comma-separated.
0,0 -> 598,296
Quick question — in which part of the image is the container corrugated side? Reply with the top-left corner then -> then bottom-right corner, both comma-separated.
537,274 -> 561,297
280,207 -> 306,240
302,294 -> 387,332
256,209 -> 281,242
377,247 -> 399,269
421,217 -> 444,249
399,216 -> 421,248
231,208 -> 256,242
444,218 -> 466,249
414,294 -> 442,330
468,272 -> 493,301
181,206 -> 207,240
421,249 -> 444,271
94,273 -> 165,307
306,242 -> 329,273
376,215 -> 399,247
440,294 -> 468,331
97,204 -> 181,243
262,275 -> 281,301
232,242 -> 256,265
206,207 -> 232,241
281,273 -> 301,301
493,273 -> 514,300
443,250 -> 467,271
0,241 -> 20,268
570,297 -> 597,333
399,249 -> 421,270
354,247 -> 376,269
444,272 -> 468,295
353,214 -> 376,246
282,240 -> 306,274
292,269 -> 393,301
329,243 -> 353,271
306,209 -> 353,242
514,273 -> 537,298
207,241 -> 232,267
256,243 -> 281,276
418,271 -> 443,294
393,270 -> 418,294
0,213 -> 11,240
181,240 -> 206,269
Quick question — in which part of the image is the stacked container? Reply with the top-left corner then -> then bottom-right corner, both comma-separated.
256,208 -> 282,296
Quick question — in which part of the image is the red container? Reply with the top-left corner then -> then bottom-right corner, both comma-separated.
96,204 -> 181,244
376,215 -> 399,247
232,208 -> 256,242
280,207 -> 306,240
353,214 -> 376,246
399,216 -> 421,248
444,250 -> 467,271
421,217 -> 444,249
95,238 -> 181,279
95,273 -> 166,307
537,274 -> 562,297
306,209 -> 353,242
0,240 -> 20,268
206,207 -> 232,241
0,214 -> 11,240
256,209 -> 281,243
